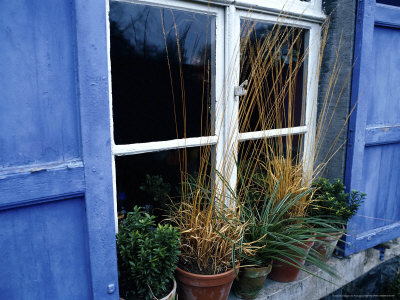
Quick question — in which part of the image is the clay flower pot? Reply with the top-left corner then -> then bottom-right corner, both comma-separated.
233,264 -> 272,299
268,239 -> 314,282
313,228 -> 344,261
175,265 -> 239,300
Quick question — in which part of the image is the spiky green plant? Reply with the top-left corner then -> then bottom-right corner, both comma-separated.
235,174 -> 342,279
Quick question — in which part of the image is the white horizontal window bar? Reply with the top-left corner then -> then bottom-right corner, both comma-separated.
112,136 -> 219,156
191,0 -> 325,24
238,126 -> 308,141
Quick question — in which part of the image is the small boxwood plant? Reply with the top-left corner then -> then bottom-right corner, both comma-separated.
309,178 -> 366,225
117,206 -> 180,300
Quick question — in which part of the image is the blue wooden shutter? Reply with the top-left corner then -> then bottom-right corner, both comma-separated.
0,1 -> 119,299
344,0 -> 400,255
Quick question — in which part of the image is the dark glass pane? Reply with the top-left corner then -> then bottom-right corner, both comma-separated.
239,20 -> 306,133
110,2 -> 215,144
115,146 -> 214,219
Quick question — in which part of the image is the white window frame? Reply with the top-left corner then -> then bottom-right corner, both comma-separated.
107,0 -> 326,230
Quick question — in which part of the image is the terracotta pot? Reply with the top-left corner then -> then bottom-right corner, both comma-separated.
233,264 -> 272,300
268,239 -> 314,282
313,229 -> 344,261
175,265 -> 239,300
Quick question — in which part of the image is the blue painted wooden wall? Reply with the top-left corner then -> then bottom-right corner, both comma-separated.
344,0 -> 400,255
0,0 -> 119,299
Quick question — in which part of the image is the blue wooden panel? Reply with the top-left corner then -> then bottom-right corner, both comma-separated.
365,125 -> 400,145
0,197 -> 92,299
0,0 -> 81,169
354,143 -> 400,231
345,0 -> 400,255
74,0 -> 120,298
368,25 -> 400,126
376,3 -> 400,27
0,160 -> 84,210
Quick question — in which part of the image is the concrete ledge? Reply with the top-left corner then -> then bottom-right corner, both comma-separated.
229,238 -> 400,300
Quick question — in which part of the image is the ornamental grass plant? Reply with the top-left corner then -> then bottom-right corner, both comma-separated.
168,173 -> 246,275
161,7 -> 355,280
232,15 -> 357,280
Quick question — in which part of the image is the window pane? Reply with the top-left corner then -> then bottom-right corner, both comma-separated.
239,20 -> 306,133
110,1 -> 215,144
115,146 -> 214,219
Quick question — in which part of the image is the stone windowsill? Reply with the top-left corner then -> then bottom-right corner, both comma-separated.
228,238 -> 400,300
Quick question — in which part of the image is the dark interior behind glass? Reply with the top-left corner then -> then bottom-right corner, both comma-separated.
239,21 -> 306,133
110,1 -> 215,144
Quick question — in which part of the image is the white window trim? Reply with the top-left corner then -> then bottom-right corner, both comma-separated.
107,0 -> 326,230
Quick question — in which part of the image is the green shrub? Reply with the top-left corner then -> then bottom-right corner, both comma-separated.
309,178 -> 366,224
117,206 -> 180,300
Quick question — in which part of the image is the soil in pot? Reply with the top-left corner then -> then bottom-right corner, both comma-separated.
175,264 -> 239,300
268,239 -> 314,282
233,264 -> 272,300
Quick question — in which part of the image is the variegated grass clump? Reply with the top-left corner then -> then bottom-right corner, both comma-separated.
237,18 -> 349,219
165,10 -> 350,276
168,146 -> 252,275
237,21 -> 312,218
170,179 -> 245,274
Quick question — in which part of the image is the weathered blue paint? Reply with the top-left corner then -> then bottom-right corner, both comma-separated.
365,126 -> 400,145
74,0 -> 120,298
344,0 -> 400,255
0,197 -> 92,299
0,161 -> 85,210
0,0 -> 119,299
0,0 -> 81,169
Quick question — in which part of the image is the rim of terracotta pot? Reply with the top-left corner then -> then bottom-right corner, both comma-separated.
239,264 -> 272,275
176,264 -> 239,287
316,225 -> 345,241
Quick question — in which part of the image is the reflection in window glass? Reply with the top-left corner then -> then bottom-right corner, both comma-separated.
239,21 -> 306,133
110,1 -> 215,144
115,146 -> 214,219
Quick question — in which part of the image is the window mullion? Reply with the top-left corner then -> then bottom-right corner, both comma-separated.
219,5 -> 240,206
302,24 -> 320,183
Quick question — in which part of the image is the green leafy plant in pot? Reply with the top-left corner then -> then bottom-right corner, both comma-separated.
116,206 -> 180,300
309,178 -> 366,259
